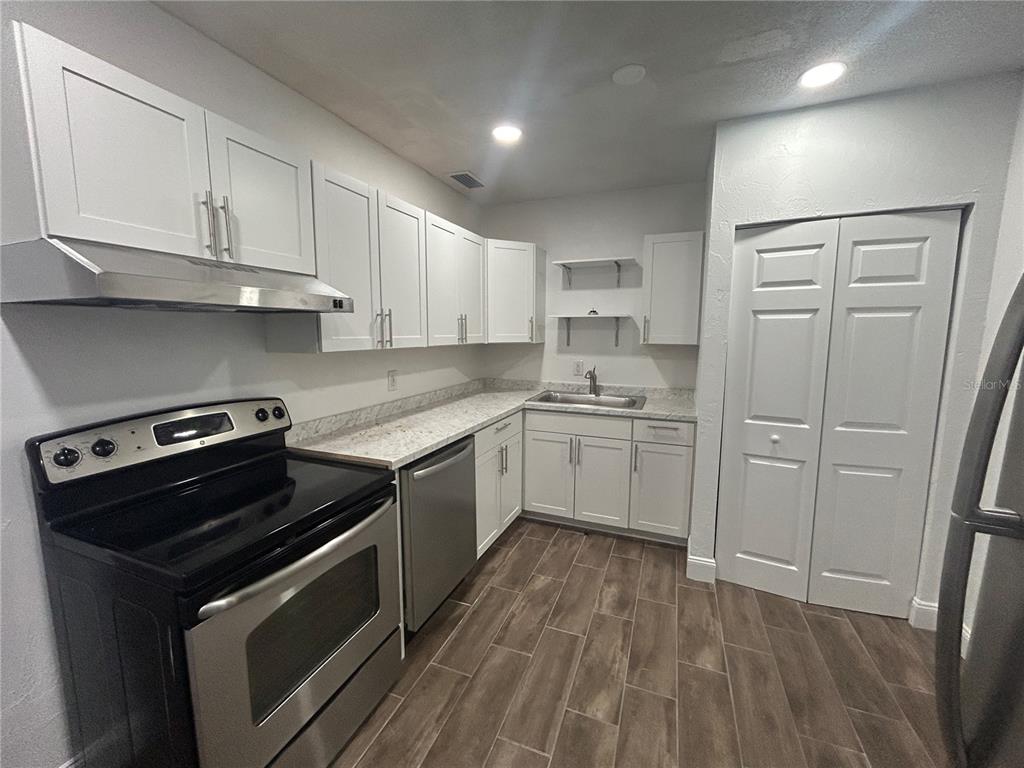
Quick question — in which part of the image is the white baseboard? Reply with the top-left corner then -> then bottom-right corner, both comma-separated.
685,554 -> 716,584
909,596 -> 939,630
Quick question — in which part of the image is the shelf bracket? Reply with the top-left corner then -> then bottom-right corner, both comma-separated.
614,260 -> 622,288
559,264 -> 573,287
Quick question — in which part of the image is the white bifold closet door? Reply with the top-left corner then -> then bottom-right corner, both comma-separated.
718,209 -> 960,615
717,219 -> 841,600
807,210 -> 960,615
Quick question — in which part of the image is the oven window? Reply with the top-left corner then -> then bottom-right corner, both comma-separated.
246,545 -> 379,724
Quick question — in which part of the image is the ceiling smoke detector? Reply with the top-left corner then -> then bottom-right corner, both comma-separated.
612,64 -> 647,85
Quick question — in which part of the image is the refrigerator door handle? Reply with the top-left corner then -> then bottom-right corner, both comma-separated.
936,517 -> 974,768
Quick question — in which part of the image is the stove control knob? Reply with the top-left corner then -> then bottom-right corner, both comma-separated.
255,408 -> 270,422
53,447 -> 81,467
91,438 -> 117,458
272,406 -> 286,420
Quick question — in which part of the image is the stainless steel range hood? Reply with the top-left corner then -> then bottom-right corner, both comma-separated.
0,237 -> 353,313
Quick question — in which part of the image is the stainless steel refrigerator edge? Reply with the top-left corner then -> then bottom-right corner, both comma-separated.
937,273 -> 1024,768
399,437 -> 477,631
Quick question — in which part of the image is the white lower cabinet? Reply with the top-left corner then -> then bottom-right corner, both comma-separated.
475,447 -> 503,556
475,417 -> 524,557
573,436 -> 632,529
524,430 -> 575,519
629,442 -> 693,537
524,413 -> 695,537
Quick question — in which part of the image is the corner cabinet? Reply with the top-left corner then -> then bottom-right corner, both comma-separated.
486,240 -> 546,343
14,23 -> 316,275
378,194 -> 428,348
14,23 -> 213,258
426,214 -> 485,346
640,231 -> 703,345
474,415 -> 523,557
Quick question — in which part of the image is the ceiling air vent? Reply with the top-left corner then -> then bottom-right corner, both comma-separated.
449,171 -> 484,189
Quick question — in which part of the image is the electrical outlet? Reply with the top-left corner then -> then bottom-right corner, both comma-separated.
387,370 -> 398,392
573,360 -> 585,376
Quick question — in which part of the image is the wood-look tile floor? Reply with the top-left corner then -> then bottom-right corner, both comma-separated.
333,519 -> 945,768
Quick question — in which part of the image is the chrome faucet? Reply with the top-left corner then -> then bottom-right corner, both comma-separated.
584,366 -> 599,396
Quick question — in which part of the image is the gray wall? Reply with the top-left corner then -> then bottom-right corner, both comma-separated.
0,3 -> 483,766
481,182 -> 706,389
689,72 -> 1024,627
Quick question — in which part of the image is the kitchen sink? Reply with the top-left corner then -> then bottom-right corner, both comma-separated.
528,391 -> 647,409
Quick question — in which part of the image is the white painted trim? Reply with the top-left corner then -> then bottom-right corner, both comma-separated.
909,596 -> 939,630
686,554 -> 716,584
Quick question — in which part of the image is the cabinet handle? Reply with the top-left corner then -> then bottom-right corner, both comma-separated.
458,314 -> 463,343
529,316 -> 534,342
495,421 -> 511,433
643,315 -> 650,343
386,309 -> 394,347
219,195 -> 235,260
568,436 -> 574,465
375,310 -> 384,348
633,443 -> 639,472
576,437 -> 582,464
202,190 -> 220,256
502,444 -> 509,473
461,314 -> 467,343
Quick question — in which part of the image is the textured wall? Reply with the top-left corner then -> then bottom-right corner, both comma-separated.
690,73 -> 1024,626
480,183 -> 706,389
0,3 -> 482,766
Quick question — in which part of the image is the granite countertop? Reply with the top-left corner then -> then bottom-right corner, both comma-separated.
292,388 -> 696,470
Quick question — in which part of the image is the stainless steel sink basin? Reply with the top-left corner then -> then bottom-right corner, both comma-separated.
528,391 -> 647,409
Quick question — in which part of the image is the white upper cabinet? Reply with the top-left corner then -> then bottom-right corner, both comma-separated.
313,165 -> 382,351
205,113 -> 315,274
426,213 -> 485,346
640,231 -> 703,345
486,239 -> 545,344
378,194 -> 428,348
15,23 -> 213,257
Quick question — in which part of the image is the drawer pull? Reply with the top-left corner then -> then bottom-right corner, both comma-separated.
495,422 -> 511,432
648,425 -> 680,431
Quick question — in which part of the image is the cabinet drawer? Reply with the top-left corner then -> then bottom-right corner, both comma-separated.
632,419 -> 694,446
525,411 -> 631,440
475,412 -> 522,456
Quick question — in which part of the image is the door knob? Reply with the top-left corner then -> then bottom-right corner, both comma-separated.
770,434 -> 781,444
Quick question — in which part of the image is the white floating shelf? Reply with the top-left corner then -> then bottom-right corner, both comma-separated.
548,314 -> 634,346
551,256 -> 638,287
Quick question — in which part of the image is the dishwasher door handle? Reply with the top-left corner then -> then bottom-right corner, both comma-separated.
411,442 -> 475,480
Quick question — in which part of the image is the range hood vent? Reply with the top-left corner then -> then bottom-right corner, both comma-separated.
449,171 -> 484,189
0,237 -> 353,313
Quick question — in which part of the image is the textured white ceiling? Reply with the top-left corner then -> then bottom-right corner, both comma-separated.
159,1 -> 1024,203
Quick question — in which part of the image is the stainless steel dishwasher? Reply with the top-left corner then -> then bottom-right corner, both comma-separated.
399,436 -> 476,631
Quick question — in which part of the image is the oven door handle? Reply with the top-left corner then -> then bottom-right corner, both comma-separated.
196,497 -> 394,621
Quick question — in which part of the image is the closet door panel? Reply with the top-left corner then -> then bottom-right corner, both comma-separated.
716,219 -> 840,600
809,210 -> 961,616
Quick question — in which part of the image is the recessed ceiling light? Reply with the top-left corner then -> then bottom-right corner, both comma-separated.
612,64 -> 647,86
492,125 -> 522,145
799,61 -> 847,88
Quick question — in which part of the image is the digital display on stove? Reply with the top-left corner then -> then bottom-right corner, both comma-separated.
153,412 -> 235,446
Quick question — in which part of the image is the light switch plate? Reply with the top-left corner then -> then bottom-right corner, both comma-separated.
387,370 -> 398,391
573,360 -> 585,376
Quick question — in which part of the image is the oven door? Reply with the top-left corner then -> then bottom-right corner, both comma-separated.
185,493 -> 400,768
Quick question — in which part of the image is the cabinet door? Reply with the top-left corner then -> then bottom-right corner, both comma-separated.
458,230 -> 486,344
16,24 -> 211,257
573,436 -> 631,529
206,113 -> 315,274
500,434 -> 523,529
475,448 -> 502,557
486,240 -> 536,343
524,430 -> 574,519
426,213 -> 460,346
378,194 -> 428,348
314,165 -> 381,351
629,442 -> 692,537
642,232 -> 703,345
